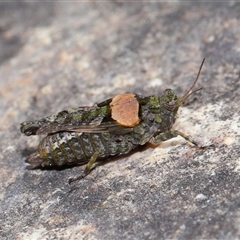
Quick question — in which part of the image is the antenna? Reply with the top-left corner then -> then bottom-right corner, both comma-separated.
181,58 -> 205,103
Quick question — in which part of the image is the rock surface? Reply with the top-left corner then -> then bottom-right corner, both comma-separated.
1,2 -> 240,239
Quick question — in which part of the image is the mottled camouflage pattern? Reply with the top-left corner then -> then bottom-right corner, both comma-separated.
21,91 -> 181,165
20,60 -> 205,182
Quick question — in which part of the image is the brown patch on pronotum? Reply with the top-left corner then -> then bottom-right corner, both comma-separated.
110,93 -> 140,127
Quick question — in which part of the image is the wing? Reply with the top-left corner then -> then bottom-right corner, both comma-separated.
37,121 -> 133,135
20,104 -> 133,136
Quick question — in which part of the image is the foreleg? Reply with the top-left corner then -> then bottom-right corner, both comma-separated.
149,130 -> 199,146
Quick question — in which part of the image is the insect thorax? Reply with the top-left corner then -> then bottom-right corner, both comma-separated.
130,93 -> 179,145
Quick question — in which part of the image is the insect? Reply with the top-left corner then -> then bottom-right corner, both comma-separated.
21,59 -> 206,183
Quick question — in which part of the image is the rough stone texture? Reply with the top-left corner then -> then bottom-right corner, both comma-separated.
1,2 -> 240,240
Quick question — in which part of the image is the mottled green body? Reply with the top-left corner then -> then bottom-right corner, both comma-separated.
21,90 -> 181,168
21,59 -> 206,182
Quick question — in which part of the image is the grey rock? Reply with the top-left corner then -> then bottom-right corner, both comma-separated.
1,2 -> 240,240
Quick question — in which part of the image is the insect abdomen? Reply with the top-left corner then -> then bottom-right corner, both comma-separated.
37,131 -> 135,167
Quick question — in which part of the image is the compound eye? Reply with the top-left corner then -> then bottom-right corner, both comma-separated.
165,99 -> 176,111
